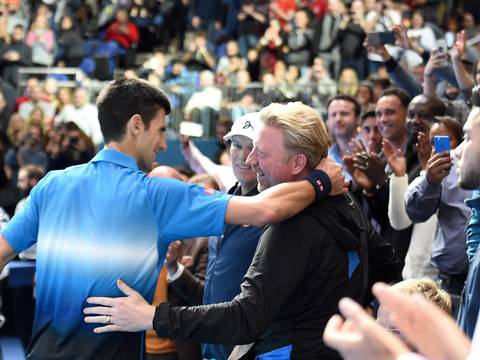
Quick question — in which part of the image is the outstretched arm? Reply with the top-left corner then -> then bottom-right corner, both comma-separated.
225,157 -> 349,226
0,235 -> 17,272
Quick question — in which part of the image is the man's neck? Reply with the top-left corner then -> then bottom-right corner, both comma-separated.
388,133 -> 408,152
335,136 -> 355,157
240,180 -> 257,195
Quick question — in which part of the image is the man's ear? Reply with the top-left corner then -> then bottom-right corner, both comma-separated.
126,114 -> 144,136
290,153 -> 308,175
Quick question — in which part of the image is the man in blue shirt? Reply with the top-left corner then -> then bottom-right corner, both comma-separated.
167,112 -> 262,360
0,79 -> 345,360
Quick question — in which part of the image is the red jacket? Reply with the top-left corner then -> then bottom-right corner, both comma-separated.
104,21 -> 139,49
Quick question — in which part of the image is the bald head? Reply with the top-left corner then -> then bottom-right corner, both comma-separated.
407,95 -> 446,136
148,165 -> 185,181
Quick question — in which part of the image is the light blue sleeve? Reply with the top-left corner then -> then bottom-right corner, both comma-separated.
1,175 -> 47,253
148,177 -> 232,244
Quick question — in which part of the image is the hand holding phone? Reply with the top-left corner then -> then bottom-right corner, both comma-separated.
366,31 -> 396,46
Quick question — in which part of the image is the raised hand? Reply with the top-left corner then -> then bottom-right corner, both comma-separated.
165,241 -> 183,274
323,297 -> 409,360
372,283 -> 471,360
344,155 -> 374,192
416,132 -> 432,170
382,139 -> 406,177
450,30 -> 466,61
317,157 -> 350,195
354,152 -> 387,188
426,151 -> 452,185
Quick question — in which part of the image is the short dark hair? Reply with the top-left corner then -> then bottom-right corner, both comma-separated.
433,116 -> 464,146
327,95 -> 361,117
96,78 -> 171,143
379,88 -> 411,109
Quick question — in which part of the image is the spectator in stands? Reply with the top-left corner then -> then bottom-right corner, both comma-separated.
184,70 -> 222,138
17,124 -> 48,170
283,8 -> 313,72
225,70 -> 257,121
15,164 -> 45,214
359,106 -> 382,154
56,15 -> 85,67
104,7 -> 140,68
356,81 -> 376,112
305,56 -> 337,115
190,0 -> 222,36
338,0 -> 367,79
312,0 -> 343,78
182,32 -> 216,72
54,87 -> 72,117
18,83 -> 55,122
256,18 -> 284,75
346,89 -> 414,267
278,64 -> 302,100
0,24 -> 32,87
327,95 -> 361,180
338,68 -> 360,96
269,0 -> 296,29
129,0 -> 156,53
237,0 -> 268,58
26,14 -> 55,67
216,40 -> 245,85
156,0 -> 192,52
405,10 -> 436,68
55,87 -> 103,146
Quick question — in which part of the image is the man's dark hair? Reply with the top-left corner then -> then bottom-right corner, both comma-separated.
379,88 -> 411,109
326,95 -> 361,117
97,78 -> 171,143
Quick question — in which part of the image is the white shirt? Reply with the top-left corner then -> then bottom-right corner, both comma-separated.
55,103 -> 103,146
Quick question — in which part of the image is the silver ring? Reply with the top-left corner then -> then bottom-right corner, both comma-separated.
106,315 -> 111,324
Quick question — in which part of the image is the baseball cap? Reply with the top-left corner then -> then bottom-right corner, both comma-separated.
223,112 -> 261,141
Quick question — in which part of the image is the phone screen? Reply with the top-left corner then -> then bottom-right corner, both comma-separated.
433,135 -> 451,154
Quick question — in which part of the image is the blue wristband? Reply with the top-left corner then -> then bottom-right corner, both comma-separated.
306,170 -> 332,201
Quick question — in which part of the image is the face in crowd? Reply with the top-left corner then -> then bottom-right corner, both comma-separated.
458,107 -> 480,190
375,95 -> 407,145
327,99 -> 359,142
230,135 -> 256,191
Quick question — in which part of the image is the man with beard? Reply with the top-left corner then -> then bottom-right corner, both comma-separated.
458,96 -> 480,337
84,102 -> 401,359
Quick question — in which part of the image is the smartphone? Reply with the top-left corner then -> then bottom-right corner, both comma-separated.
366,31 -> 396,46
179,121 -> 203,138
433,135 -> 451,154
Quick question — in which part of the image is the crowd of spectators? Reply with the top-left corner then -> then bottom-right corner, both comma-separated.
1,0 -> 480,359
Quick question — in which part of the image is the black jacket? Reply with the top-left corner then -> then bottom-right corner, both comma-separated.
153,193 -> 401,359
